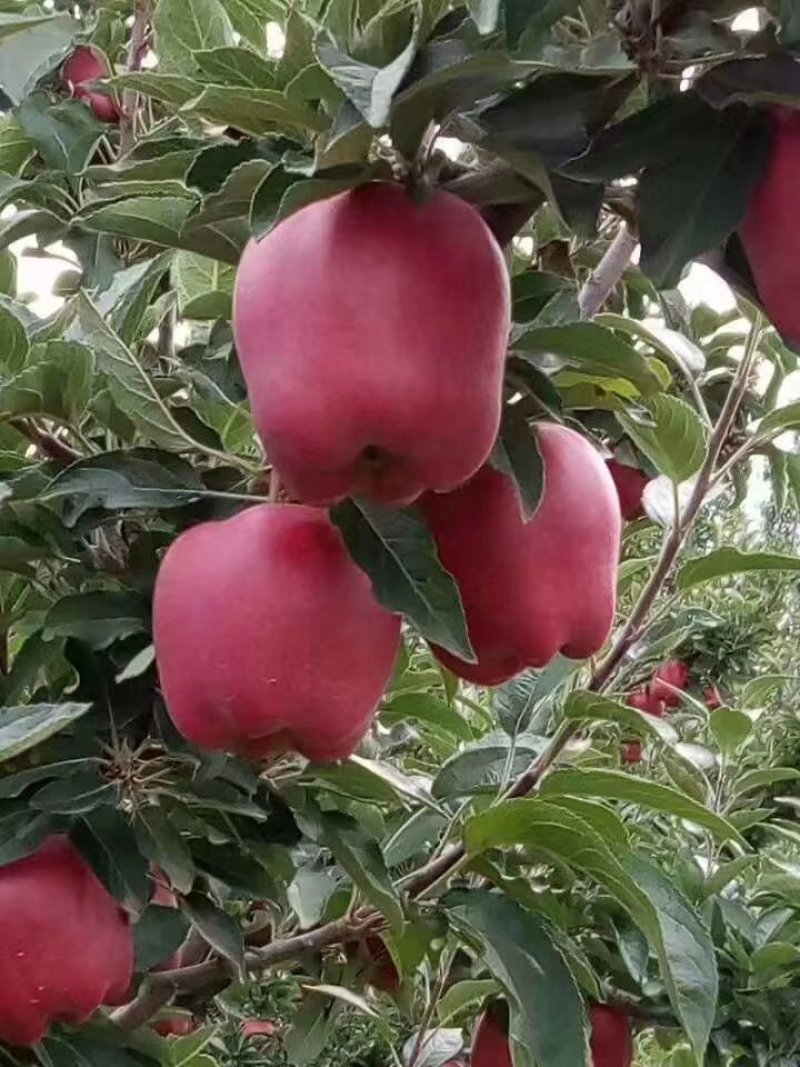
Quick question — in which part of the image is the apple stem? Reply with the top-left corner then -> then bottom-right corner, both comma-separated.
119,0 -> 152,154
578,221 -> 639,319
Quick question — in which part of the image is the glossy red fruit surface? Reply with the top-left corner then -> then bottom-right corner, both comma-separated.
472,1003 -> 512,1067
628,689 -> 666,718
0,836 -> 133,1047
421,424 -> 621,685
153,504 -> 401,762
606,458 -> 649,521
233,182 -> 510,506
740,108 -> 800,345
61,46 -> 120,123
590,1003 -> 634,1067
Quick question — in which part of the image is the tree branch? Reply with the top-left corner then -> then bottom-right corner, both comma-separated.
119,0 -> 151,154
9,418 -> 81,465
578,222 -> 639,319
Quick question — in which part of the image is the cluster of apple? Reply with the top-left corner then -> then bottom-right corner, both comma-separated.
623,659 -> 725,764
153,181 -> 625,761
472,999 -> 632,1067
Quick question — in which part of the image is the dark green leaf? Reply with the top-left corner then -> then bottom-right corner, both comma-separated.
135,804 -> 195,894
153,0 -> 235,76
677,548 -> 800,590
432,732 -> 547,799
17,92 -> 103,175
316,34 -> 418,128
319,810 -> 403,933
182,891 -> 245,977
490,404 -> 545,518
331,498 -> 475,662
0,703 -> 92,764
44,591 -> 150,649
134,904 -> 191,972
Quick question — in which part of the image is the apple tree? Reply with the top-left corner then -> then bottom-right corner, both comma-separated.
0,1 -> 799,1065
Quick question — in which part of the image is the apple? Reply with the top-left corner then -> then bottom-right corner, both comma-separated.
627,689 -> 666,718
153,503 -> 401,762
233,182 -> 510,506
153,1016 -> 196,1037
420,423 -> 621,685
740,108 -> 800,345
589,1003 -> 633,1067
606,458 -> 649,521
61,45 -> 120,124
650,660 -> 690,706
622,740 -> 642,765
242,1019 -> 278,1038
0,836 -> 133,1047
471,1002 -> 512,1067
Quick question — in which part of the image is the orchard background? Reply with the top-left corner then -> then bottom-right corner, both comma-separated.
1,0 -> 800,1064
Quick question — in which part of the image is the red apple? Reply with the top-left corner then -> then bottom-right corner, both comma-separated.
153,1016 -> 196,1037
606,458 -> 649,521
153,503 -> 401,762
627,689 -> 666,718
472,1002 -> 512,1067
61,45 -> 120,123
242,1019 -> 278,1038
590,1003 -> 633,1067
420,423 -> 621,685
233,182 -> 510,506
740,108 -> 800,345
622,740 -> 642,765
650,660 -> 690,706
0,836 -> 133,1047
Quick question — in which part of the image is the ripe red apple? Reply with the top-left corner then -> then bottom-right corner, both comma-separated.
590,1003 -> 633,1067
650,660 -> 690,706
622,740 -> 642,765
705,685 -> 723,710
242,1019 -> 278,1038
61,45 -> 120,123
153,504 -> 401,762
420,424 -> 621,685
471,1002 -> 512,1067
0,836 -> 134,1047
606,458 -> 649,521
153,1015 -> 196,1037
627,689 -> 666,718
740,108 -> 800,345
233,182 -> 510,506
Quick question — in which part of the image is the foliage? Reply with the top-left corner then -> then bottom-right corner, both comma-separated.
0,1 -> 800,1066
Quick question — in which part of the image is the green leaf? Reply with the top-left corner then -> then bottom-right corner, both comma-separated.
73,806 -> 151,906
444,888 -> 589,1067
78,195 -> 197,249
316,34 -> 418,128
194,46 -> 276,88
677,548 -> 800,590
490,404 -> 545,518
135,804 -> 195,894
617,396 -> 707,483
432,732 -> 547,799
0,341 -> 94,423
733,768 -> 800,798
17,92 -> 104,175
32,771 -> 115,815
382,692 -> 473,742
638,107 -> 770,288
437,979 -> 499,1026
496,658 -> 579,736
44,591 -> 150,649
515,322 -> 662,395
134,904 -> 191,972
540,768 -> 744,845
319,810 -> 404,934
173,250 -> 235,319
183,85 -> 327,136
709,707 -> 752,756
0,703 -> 92,764
0,303 -> 29,372
464,803 -> 717,1058
564,690 -> 678,744
223,0 -> 285,47
94,252 -> 173,346
75,292 -> 204,451
505,0 -> 581,48
182,891 -> 245,977
112,71 -> 205,108
44,449 -> 204,525
282,994 -> 332,1066
331,499 -> 475,663
153,0 -> 236,76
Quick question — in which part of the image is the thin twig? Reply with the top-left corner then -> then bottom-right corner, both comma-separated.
578,223 -> 639,320
119,0 -> 152,154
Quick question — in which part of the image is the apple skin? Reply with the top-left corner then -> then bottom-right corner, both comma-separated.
622,740 -> 642,765
233,182 -> 510,506
589,1003 -> 633,1067
153,1016 -> 196,1037
606,458 -> 649,521
471,1003 -> 512,1067
153,503 -> 401,762
61,45 -> 120,123
0,836 -> 134,1048
740,108 -> 800,346
420,423 -> 621,685
650,660 -> 690,707
628,688 -> 666,718
242,1020 -> 278,1038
